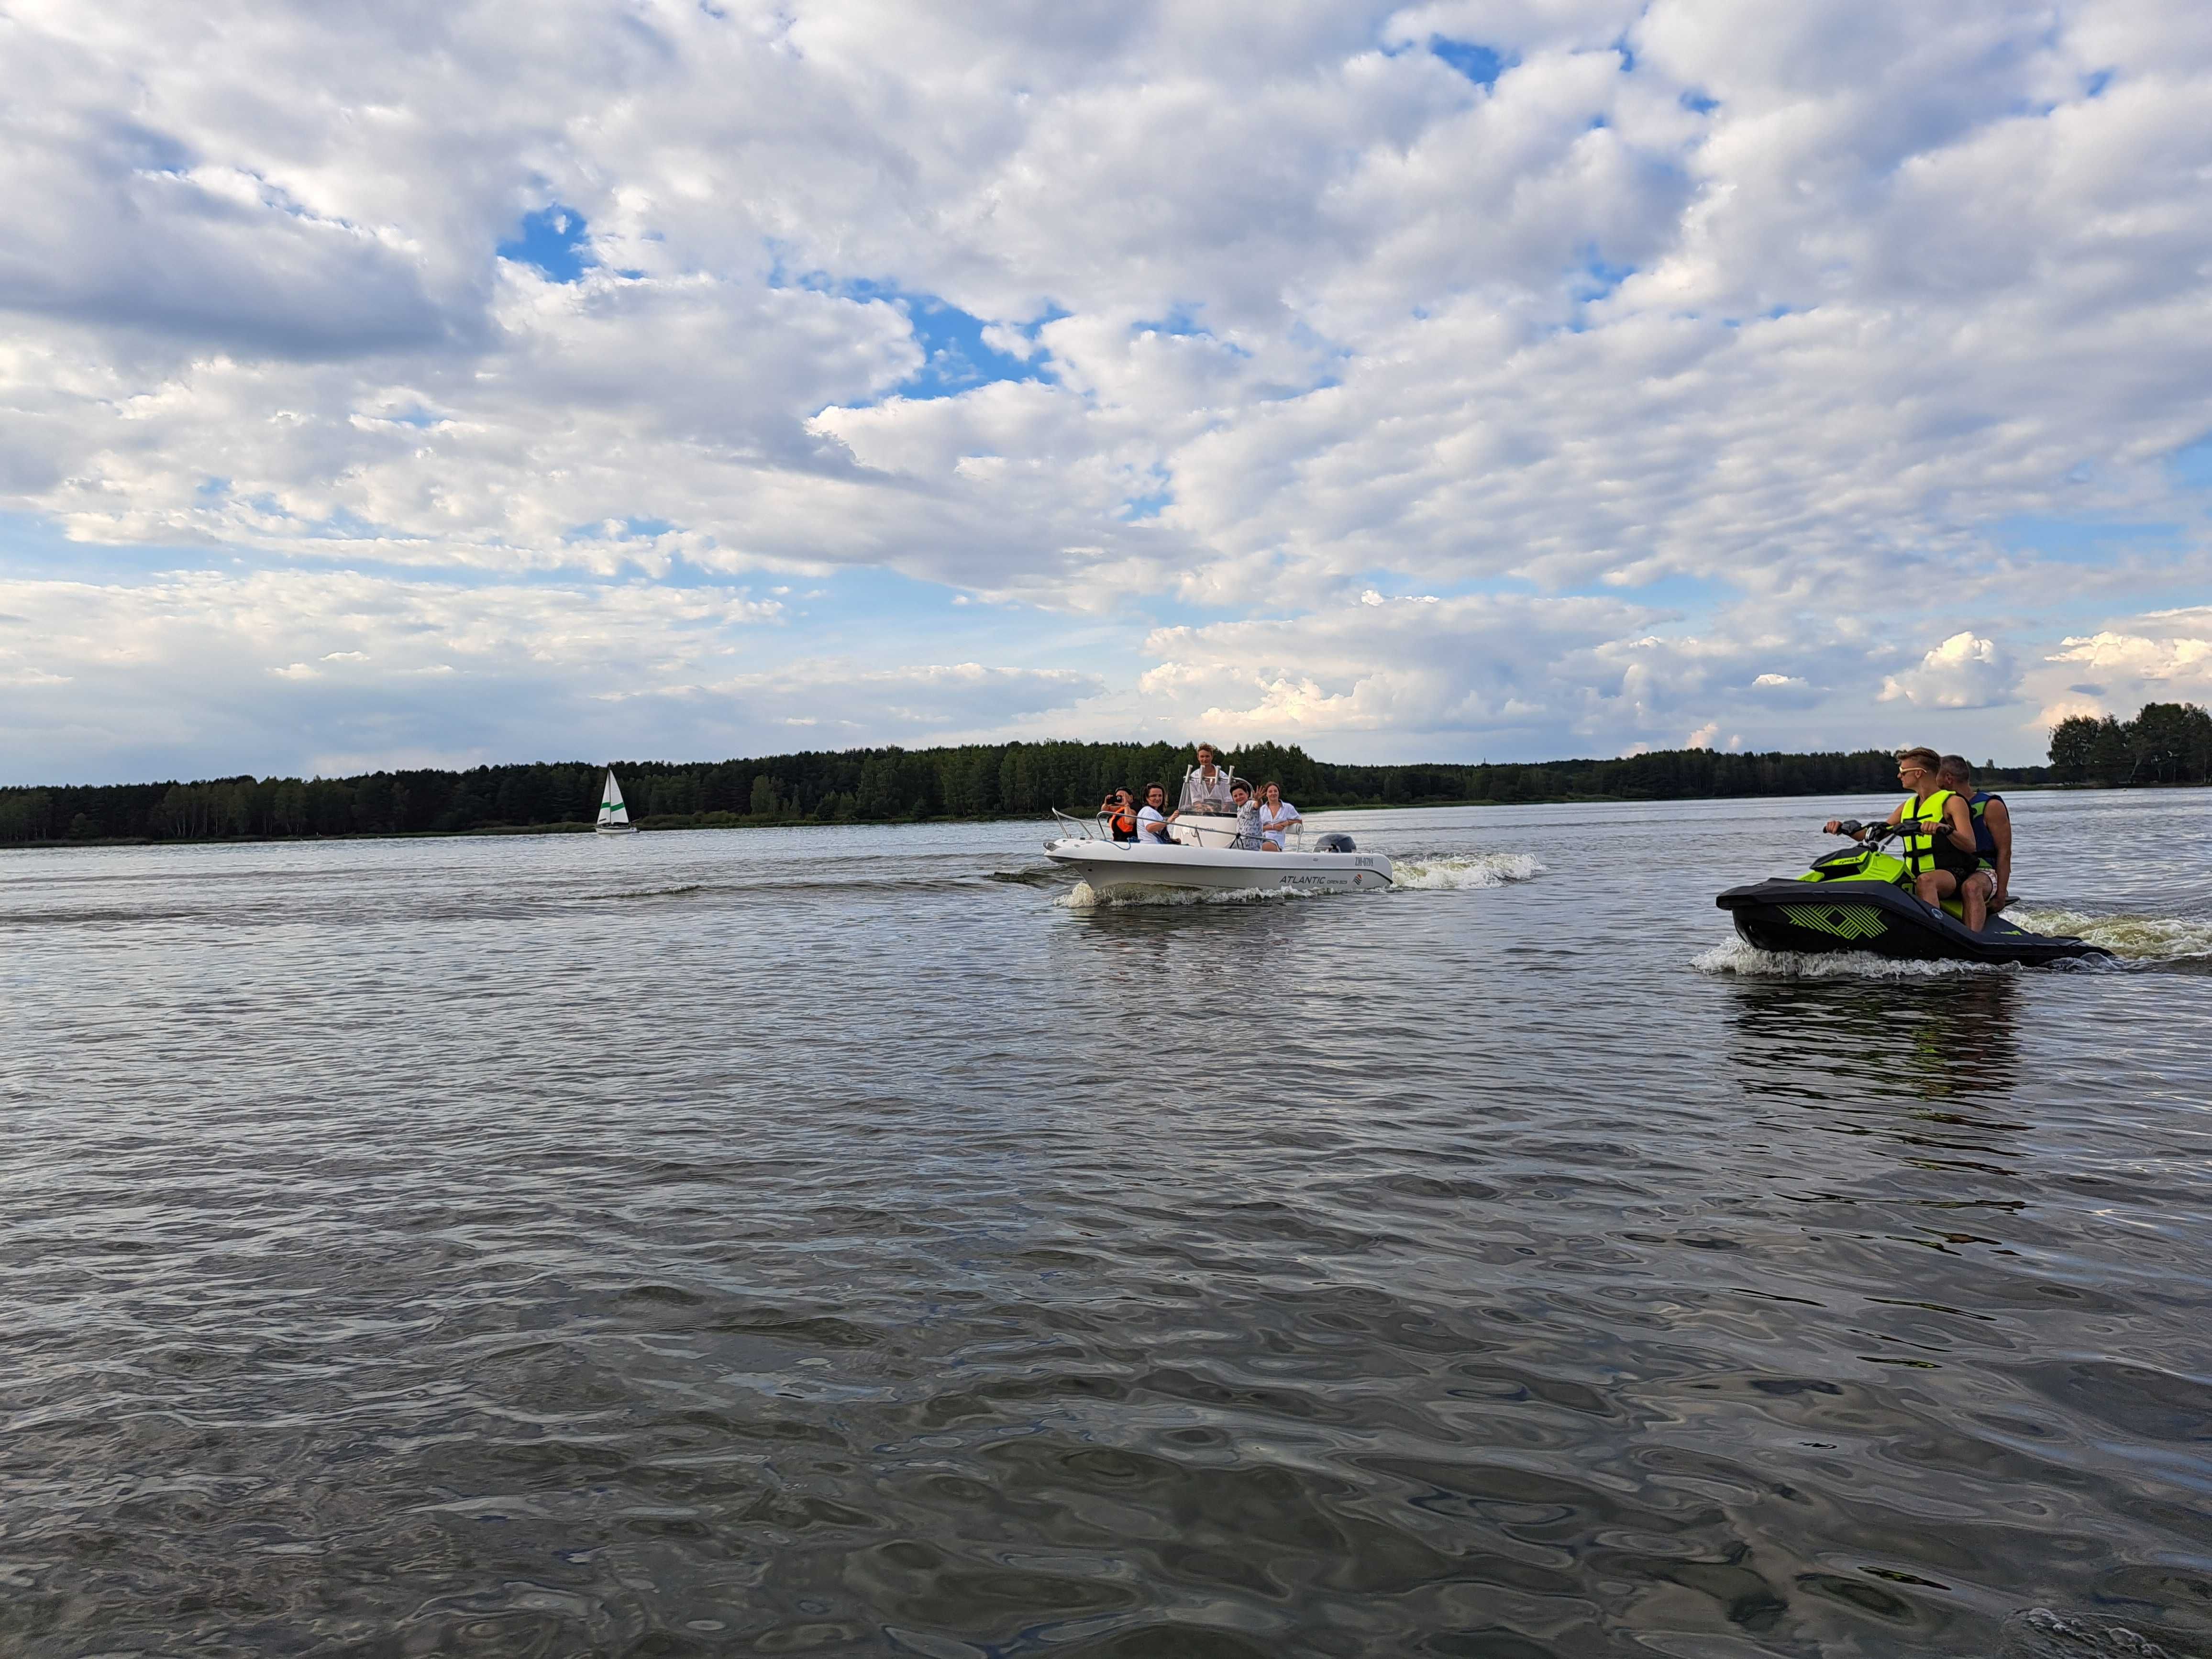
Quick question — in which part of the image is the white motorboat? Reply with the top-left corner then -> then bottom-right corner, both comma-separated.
1043,766 -> 1392,894
595,768 -> 640,835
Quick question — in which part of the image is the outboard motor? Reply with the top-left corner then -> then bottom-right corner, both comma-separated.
1314,832 -> 1357,852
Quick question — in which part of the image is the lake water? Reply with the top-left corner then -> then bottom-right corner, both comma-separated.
3,792 -> 2209,1658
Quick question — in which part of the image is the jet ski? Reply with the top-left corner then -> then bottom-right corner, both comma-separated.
1715,819 -> 2110,966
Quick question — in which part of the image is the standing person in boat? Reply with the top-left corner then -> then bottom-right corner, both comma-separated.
1256,781 -> 1302,852
1823,747 -> 1985,929
1940,754 -> 2012,916
1098,787 -> 1139,842
1228,779 -> 1264,849
1179,744 -> 1234,812
1136,783 -> 1177,844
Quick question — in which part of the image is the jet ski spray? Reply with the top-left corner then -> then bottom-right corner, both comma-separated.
1715,818 -> 2111,966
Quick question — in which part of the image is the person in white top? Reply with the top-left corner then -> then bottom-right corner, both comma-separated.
1136,782 -> 1177,844
1256,781 -> 1301,851
1228,780 -> 1264,849
1178,744 -> 1233,812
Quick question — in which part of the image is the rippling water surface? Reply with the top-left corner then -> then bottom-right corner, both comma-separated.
4,793 -> 2209,1657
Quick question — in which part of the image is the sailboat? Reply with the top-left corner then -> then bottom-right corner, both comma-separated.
595,768 -> 640,836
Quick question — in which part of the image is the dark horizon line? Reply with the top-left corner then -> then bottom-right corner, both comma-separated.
0,736 -> 2049,795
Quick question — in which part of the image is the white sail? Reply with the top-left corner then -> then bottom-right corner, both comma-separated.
597,769 -> 631,827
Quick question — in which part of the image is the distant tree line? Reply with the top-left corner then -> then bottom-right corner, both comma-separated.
2047,701 -> 2212,785
0,737 -> 2085,847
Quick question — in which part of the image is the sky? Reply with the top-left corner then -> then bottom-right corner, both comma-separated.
2,0 -> 2209,783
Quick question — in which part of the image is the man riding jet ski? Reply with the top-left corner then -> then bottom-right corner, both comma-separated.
1828,746 -> 1987,929
1714,747 -> 2109,966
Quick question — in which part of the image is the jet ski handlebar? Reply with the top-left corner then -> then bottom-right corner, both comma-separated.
1831,819 -> 1903,844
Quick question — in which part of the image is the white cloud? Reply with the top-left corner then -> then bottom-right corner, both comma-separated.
1880,630 -> 2015,709
0,0 -> 2209,773
2048,616 -> 2212,687
2020,604 -> 2212,729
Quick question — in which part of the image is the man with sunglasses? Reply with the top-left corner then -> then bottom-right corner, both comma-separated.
1824,746 -> 1987,930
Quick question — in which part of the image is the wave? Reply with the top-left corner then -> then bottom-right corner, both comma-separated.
1391,852 -> 1546,890
1051,852 -> 1545,907
1054,879 -> 1304,909
1692,937 -> 2020,979
2005,907 -> 2212,963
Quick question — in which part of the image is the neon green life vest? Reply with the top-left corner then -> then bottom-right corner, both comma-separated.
1897,788 -> 1958,876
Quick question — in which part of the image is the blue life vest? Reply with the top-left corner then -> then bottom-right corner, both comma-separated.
1967,790 -> 2002,859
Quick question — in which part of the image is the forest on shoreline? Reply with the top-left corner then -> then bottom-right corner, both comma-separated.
2,700 -> 2203,846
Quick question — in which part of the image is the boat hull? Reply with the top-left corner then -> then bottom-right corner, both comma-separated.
1045,838 -> 1393,893
1715,878 -> 2107,965
595,824 -> 640,836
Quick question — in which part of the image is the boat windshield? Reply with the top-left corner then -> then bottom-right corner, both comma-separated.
1178,763 -> 1241,813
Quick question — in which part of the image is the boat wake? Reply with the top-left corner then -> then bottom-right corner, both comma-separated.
2004,907 -> 2212,964
1054,879 -> 1304,909
1391,852 -> 1546,890
1692,938 -> 2022,979
985,867 -> 1061,887
1049,851 -> 1546,907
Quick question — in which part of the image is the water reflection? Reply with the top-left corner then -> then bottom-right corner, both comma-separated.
1725,974 -> 2021,1106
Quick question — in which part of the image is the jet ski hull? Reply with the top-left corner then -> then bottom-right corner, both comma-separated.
1715,878 -> 2108,965
1045,838 -> 1394,894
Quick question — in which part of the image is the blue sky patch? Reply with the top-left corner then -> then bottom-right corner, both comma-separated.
1428,37 -> 1508,88
498,206 -> 592,284
2168,437 -> 2212,491
562,516 -> 677,547
1990,512 -> 2183,567
1119,479 -> 1173,522
768,249 -> 1065,400
1573,256 -> 1636,305
836,280 -> 1051,400
1134,306 -> 1209,338
1578,571 -> 1726,612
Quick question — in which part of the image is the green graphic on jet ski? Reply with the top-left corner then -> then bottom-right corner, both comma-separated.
1778,902 -> 1888,941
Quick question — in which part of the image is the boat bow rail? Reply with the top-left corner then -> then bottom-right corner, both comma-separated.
1045,808 -> 1301,852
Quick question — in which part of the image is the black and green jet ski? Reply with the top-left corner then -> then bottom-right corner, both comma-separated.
1715,820 -> 2111,966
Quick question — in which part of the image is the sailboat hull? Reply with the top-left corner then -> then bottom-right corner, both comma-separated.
595,824 -> 640,836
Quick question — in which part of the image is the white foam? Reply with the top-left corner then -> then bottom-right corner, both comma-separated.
1391,852 -> 1547,890
2006,907 -> 2212,963
1691,937 -> 2015,979
1053,879 -> 1298,909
